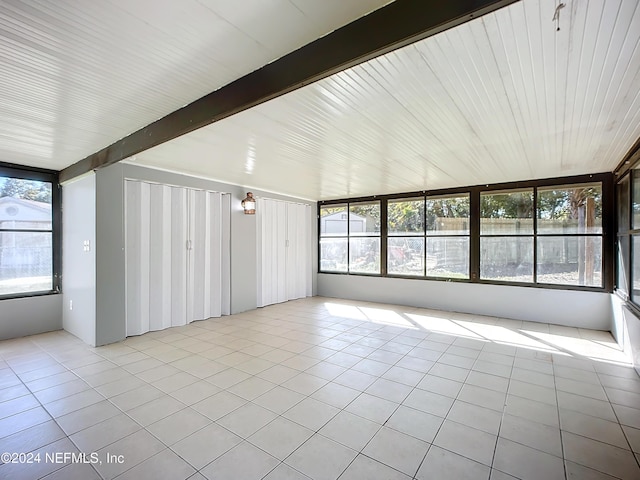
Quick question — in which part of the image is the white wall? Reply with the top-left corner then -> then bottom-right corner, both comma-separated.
0,295 -> 62,341
611,295 -> 640,376
62,174 -> 96,346
318,274 -> 612,330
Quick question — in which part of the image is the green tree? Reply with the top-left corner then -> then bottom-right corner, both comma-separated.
0,178 -> 51,203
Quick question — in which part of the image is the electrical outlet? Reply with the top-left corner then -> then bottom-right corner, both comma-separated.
69,300 -> 73,311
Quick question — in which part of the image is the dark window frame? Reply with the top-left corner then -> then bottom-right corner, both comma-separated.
0,162 -> 61,300
319,172 -> 614,293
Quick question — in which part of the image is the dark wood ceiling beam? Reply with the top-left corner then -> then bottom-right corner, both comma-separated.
60,0 -> 519,183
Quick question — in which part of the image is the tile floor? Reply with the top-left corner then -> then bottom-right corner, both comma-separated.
1,297 -> 640,480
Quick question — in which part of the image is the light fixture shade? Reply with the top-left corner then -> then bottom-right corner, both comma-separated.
242,192 -> 256,214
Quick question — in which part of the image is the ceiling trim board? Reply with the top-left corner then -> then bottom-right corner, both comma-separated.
59,0 -> 519,183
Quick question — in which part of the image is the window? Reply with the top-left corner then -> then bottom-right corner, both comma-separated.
536,184 -> 602,287
0,165 -> 59,297
320,204 -> 348,272
618,167 -> 640,303
388,198 -> 424,276
426,194 -> 469,278
348,201 -> 380,274
480,189 -> 534,282
319,173 -> 611,292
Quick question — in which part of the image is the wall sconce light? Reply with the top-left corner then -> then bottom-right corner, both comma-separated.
242,192 -> 256,215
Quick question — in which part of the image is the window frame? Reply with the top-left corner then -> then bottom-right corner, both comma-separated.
0,162 -> 61,300
318,173 -> 614,293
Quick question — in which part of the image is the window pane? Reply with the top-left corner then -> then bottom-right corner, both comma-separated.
388,198 -> 424,235
320,238 -> 348,272
633,236 -> 640,301
349,237 -> 380,274
320,204 -> 348,236
481,190 -> 533,234
426,237 -> 469,278
618,236 -> 630,295
537,183 -> 602,234
618,175 -> 630,234
634,170 -> 640,229
0,178 -> 52,230
388,237 -> 424,276
349,202 -> 380,236
537,236 -> 602,287
426,194 -> 470,235
0,232 -> 52,295
481,237 -> 533,282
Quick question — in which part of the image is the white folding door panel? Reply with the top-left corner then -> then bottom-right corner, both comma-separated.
125,180 -> 149,336
187,190 -> 230,322
126,181 -> 188,336
257,198 -> 311,307
286,203 -> 312,300
125,180 -> 229,337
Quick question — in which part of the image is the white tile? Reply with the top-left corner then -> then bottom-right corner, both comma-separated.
416,445 -> 490,480
127,396 -> 186,427
339,454 -> 412,480
217,402 -> 277,438
109,384 -> 164,411
433,420 -> 497,466
416,374 -> 463,398
318,410 -> 381,450
282,372 -> 328,395
605,386 -> 640,409
40,462 -> 101,480
311,382 -> 360,408
613,403 -> 640,429
429,362 -> 470,382
458,384 -> 506,412
171,423 -> 241,469
564,460 -> 621,480
334,369 -> 377,391
262,463 -> 312,480
504,395 -> 559,428
493,437 -> 564,480
284,397 -> 340,431
248,416 -> 314,460
200,441 -> 279,480
499,413 -> 562,457
170,380 -> 220,405
555,377 -> 607,401
304,361 -> 347,380
94,430 -> 166,480
226,376 -> 276,401
559,408 -> 628,448
205,368 -> 251,389
447,401 -> 502,435
43,389 -> 104,418
147,408 -> 211,445
623,425 -> 640,453
363,426 -> 430,476
557,391 -> 617,421
70,413 -> 141,452
253,386 -> 305,414
192,390 -> 246,421
0,394 -> 40,419
562,431 -> 640,480
365,378 -> 412,403
381,366 -> 425,386
465,371 -> 509,393
114,449 -> 195,480
472,360 -> 512,378
403,389 -> 454,417
256,364 -> 300,384
0,420 -> 65,454
345,393 -> 398,424
56,400 -> 120,435
285,434 -> 357,480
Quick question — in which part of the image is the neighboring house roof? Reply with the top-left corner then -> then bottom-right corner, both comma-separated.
0,197 -> 51,223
